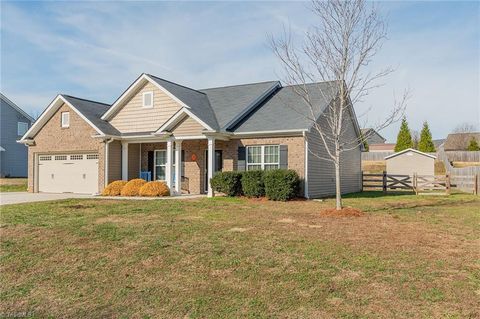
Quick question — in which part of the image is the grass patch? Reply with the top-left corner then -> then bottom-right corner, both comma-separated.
1,194 -> 479,318
0,184 -> 27,192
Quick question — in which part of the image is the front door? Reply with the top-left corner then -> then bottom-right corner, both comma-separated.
204,150 -> 223,192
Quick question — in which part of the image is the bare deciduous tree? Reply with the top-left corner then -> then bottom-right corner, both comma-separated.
271,0 -> 407,210
453,122 -> 478,133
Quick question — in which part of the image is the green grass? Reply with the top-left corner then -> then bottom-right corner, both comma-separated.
0,183 -> 27,192
1,193 -> 479,318
0,178 -> 27,192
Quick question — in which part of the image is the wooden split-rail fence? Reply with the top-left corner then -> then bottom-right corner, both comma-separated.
362,171 -> 479,195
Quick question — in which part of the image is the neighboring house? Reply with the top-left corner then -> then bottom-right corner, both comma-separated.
432,139 -> 445,150
369,143 -> 396,152
361,128 -> 386,145
19,73 -> 363,198
385,148 -> 436,176
1,93 -> 34,177
444,132 -> 480,151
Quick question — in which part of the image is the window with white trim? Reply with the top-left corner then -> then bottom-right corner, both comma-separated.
154,150 -> 167,180
142,91 -> 154,108
61,112 -> 70,128
246,145 -> 280,171
17,122 -> 28,136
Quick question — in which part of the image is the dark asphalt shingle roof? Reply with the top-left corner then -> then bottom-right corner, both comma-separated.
147,74 -> 219,131
231,81 -> 339,133
200,81 -> 280,130
60,77 -> 342,136
62,95 -> 121,135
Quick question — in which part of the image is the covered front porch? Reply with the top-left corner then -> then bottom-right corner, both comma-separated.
110,136 -> 234,197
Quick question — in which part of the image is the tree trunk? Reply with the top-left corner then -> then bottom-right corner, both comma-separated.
335,149 -> 342,210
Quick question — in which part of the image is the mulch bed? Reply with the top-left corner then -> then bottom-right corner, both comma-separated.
319,207 -> 365,217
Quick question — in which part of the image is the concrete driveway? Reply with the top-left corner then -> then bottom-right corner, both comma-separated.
0,192 -> 95,205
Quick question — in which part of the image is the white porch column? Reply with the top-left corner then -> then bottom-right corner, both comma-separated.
207,137 -> 215,197
121,141 -> 129,180
174,140 -> 182,194
166,138 -> 174,190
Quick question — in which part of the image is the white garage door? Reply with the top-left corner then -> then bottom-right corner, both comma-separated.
38,153 -> 99,194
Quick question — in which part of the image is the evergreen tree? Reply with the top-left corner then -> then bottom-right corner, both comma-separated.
418,121 -> 436,152
467,138 -> 480,151
394,117 -> 413,152
361,132 -> 369,151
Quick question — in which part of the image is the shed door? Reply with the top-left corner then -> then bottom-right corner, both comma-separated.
38,154 -> 99,194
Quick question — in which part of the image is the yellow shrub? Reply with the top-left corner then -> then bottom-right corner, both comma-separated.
120,179 -> 147,196
139,181 -> 170,197
102,180 -> 128,196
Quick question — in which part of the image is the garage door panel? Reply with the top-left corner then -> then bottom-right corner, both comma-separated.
38,153 -> 99,194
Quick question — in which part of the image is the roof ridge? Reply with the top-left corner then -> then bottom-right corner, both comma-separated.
61,94 -> 111,107
448,131 -> 480,135
146,74 -> 207,96
199,80 -> 279,91
283,80 -> 340,88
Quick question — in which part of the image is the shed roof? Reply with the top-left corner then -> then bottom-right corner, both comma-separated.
384,148 -> 436,160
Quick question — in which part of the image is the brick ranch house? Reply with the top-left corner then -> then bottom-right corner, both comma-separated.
19,73 -> 362,198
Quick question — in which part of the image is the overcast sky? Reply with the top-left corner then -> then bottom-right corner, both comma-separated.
1,1 -> 479,141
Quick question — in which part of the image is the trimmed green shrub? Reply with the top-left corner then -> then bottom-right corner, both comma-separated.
263,169 -> 300,201
210,171 -> 243,196
241,170 -> 265,198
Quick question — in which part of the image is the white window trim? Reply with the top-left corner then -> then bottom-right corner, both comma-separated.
17,122 -> 29,136
61,112 -> 70,128
246,145 -> 280,170
153,149 -> 176,181
154,149 -> 167,181
142,91 -> 154,108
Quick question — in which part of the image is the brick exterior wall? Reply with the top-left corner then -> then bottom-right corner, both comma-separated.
137,136 -> 306,195
27,101 -> 305,196
27,103 -> 106,193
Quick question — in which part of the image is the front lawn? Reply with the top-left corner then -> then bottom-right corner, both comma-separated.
1,193 -> 479,318
0,178 -> 27,192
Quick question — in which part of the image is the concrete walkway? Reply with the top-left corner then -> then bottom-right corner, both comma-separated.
0,192 -> 94,205
0,192 -> 206,205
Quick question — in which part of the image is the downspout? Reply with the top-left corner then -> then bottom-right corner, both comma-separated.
104,138 -> 114,188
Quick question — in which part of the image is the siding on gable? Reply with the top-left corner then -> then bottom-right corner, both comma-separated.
109,81 -> 182,133
171,116 -> 205,136
307,105 -> 362,198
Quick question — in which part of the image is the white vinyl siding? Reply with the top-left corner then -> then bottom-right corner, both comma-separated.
246,145 -> 279,171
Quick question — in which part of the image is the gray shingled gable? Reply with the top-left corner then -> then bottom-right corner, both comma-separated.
231,81 -> 339,133
200,81 -> 280,130
147,74 -> 219,131
57,78 -> 344,136
62,95 -> 121,135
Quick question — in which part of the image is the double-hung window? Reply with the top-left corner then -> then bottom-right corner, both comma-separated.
154,149 -> 178,181
246,145 -> 280,170
154,150 -> 167,180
